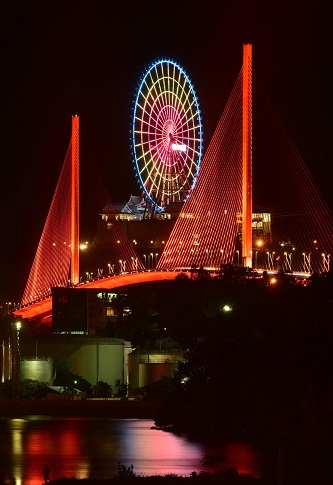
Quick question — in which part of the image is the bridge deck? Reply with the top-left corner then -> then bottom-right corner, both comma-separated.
14,270 -> 190,320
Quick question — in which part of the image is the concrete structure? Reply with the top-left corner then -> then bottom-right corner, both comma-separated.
128,349 -> 185,391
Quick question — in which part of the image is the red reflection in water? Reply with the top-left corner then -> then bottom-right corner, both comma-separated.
8,418 -> 90,485
224,442 -> 261,476
1,417 -> 264,485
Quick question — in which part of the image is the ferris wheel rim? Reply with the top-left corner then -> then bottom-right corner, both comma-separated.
131,58 -> 203,212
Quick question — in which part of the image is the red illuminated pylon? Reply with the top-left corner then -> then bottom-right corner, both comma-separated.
71,115 -> 79,285
242,44 -> 253,268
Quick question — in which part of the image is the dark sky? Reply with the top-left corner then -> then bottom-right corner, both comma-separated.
1,0 -> 332,301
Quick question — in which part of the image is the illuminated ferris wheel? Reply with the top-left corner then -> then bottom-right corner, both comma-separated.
131,59 -> 203,212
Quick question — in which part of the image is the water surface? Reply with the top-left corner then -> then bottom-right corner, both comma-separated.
0,417 -> 263,485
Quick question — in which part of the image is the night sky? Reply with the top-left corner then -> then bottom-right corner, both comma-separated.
1,0 -> 332,302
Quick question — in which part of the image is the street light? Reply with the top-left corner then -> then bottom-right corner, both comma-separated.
255,240 -> 263,270
12,321 -> 22,399
256,239 -> 263,248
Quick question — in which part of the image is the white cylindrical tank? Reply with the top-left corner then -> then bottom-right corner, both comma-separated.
20,357 -> 54,383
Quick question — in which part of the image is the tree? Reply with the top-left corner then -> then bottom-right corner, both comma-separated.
20,379 -> 48,399
90,380 -> 112,398
114,378 -> 128,398
0,378 -> 48,400
53,359 -> 91,393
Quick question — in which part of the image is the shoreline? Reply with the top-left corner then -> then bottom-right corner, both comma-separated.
0,399 -> 161,419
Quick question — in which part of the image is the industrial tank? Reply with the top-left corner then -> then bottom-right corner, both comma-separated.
20,357 -> 54,383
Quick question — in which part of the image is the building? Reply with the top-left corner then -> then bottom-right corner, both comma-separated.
19,335 -> 130,387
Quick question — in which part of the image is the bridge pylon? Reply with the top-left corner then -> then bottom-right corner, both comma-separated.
242,43 -> 253,268
71,114 -> 79,285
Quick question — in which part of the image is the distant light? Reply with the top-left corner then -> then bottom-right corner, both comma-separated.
222,305 -> 232,313
270,277 -> 277,285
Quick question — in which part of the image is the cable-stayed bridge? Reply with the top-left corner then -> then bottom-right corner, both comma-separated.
14,45 -> 333,321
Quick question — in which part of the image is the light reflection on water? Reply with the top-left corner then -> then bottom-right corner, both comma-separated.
0,417 -> 263,485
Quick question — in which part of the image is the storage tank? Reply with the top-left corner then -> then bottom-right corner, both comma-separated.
20,357 -> 54,383
128,350 -> 185,391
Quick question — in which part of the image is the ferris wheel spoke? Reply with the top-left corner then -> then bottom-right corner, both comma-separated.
148,70 -> 162,109
153,85 -> 165,115
141,86 -> 156,117
165,64 -> 171,106
158,63 -> 167,98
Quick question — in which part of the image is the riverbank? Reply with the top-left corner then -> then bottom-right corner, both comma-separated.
48,474 -> 263,484
0,399 -> 161,418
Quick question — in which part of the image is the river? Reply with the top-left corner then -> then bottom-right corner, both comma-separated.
0,417 -> 265,484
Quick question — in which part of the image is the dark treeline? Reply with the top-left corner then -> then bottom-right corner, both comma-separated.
130,268 -> 333,484
104,266 -> 333,441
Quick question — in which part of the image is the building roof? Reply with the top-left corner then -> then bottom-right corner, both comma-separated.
101,195 -> 146,215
